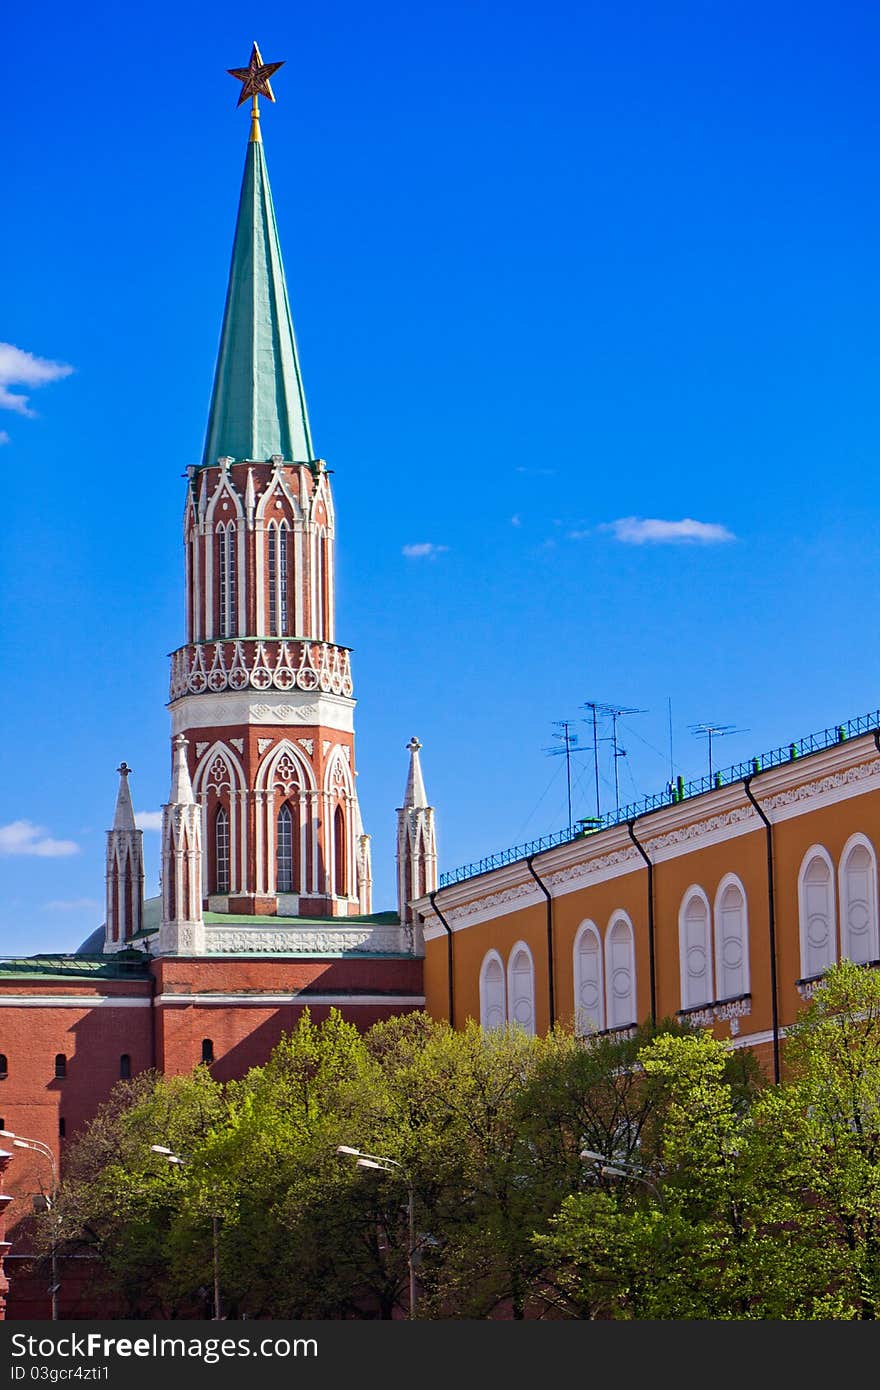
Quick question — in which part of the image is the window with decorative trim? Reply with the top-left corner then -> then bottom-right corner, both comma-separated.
277,803 -> 294,893
839,836 -> 879,966
507,943 -> 536,1035
215,806 -> 230,894
679,888 -> 713,1010
479,951 -> 506,1031
573,921 -> 604,1035
798,847 -> 837,980
605,914 -> 637,1028
714,877 -> 750,1002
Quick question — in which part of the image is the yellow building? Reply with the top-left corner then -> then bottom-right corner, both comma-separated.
416,716 -> 880,1080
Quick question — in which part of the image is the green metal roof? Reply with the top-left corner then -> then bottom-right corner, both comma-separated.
202,133 -> 314,468
0,954 -> 151,982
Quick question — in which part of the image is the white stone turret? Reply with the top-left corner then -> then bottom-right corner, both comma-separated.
396,736 -> 437,926
158,735 -> 205,955
354,794 -> 373,915
104,762 -> 145,953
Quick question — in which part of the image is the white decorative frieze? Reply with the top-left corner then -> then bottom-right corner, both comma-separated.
676,996 -> 752,1028
298,738 -> 314,755
169,639 -> 353,701
206,924 -> 413,955
196,741 -> 209,756
258,738 -> 273,754
230,738 -> 244,754
763,759 -> 880,814
645,807 -> 756,856
546,846 -> 640,892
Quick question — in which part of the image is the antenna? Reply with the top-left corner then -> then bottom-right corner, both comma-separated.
544,720 -> 579,833
581,702 -> 646,817
688,722 -> 750,780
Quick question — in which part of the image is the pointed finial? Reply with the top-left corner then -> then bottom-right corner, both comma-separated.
404,737 -> 428,808
169,735 -> 196,807
228,42 -> 284,143
113,762 -> 137,830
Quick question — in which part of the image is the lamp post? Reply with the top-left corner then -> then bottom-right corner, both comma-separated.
150,1144 -> 222,1321
0,1130 -> 59,1319
580,1148 -> 663,1205
336,1145 -> 417,1319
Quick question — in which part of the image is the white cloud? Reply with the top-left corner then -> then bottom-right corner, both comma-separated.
602,516 -> 736,545
135,810 -> 164,831
402,542 -> 449,559
0,431 -> 9,445
44,897 -> 101,912
511,515 -> 522,528
0,342 -> 73,418
0,820 -> 79,857
567,529 -> 592,541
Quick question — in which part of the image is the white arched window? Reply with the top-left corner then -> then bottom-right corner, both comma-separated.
839,835 -> 879,966
714,876 -> 749,1001
679,888 -> 713,1010
605,914 -> 637,1028
479,951 -> 506,1030
573,921 -> 605,1035
507,942 -> 535,1035
798,846 -> 837,979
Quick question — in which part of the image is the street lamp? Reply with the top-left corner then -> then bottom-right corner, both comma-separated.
579,1147 -> 663,1204
0,1129 -> 60,1320
336,1145 -> 417,1319
151,1143 -> 222,1320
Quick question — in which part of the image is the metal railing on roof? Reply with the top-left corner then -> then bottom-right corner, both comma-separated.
438,708 -> 880,889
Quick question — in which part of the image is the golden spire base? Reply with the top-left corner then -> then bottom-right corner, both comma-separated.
250,93 -> 261,143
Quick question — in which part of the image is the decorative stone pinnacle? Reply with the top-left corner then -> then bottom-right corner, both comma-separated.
407,737 -> 422,754
116,762 -> 132,778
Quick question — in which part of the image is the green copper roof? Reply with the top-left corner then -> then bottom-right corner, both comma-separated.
202,135 -> 314,467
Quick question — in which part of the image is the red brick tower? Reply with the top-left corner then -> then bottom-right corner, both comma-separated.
167,56 -> 370,925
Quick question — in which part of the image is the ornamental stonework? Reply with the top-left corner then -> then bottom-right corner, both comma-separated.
170,639 -> 353,700
206,925 -> 410,955
762,759 -> 880,813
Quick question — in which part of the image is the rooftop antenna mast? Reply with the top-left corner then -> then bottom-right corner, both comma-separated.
688,722 -> 750,781
581,701 -> 646,817
544,719 -> 580,833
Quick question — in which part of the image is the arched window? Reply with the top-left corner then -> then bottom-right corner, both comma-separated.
840,836 -> 879,965
54,1054 -> 67,1080
119,1054 -> 131,1080
334,804 -> 346,897
507,943 -> 536,1035
0,1054 -> 7,1080
217,524 -> 236,638
573,922 -> 604,1035
714,877 -> 749,1001
799,847 -> 837,979
605,914 -> 637,1028
479,951 -> 506,1030
268,523 -> 289,636
202,1039 -> 214,1065
314,531 -> 325,638
215,806 -> 230,894
679,888 -> 713,1010
277,803 -> 294,893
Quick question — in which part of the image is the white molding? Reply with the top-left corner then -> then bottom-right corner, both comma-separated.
0,995 -> 151,1008
170,692 -> 355,733
154,992 -> 425,1007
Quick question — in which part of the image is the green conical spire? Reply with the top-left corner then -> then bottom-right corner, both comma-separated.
202,132 -> 314,467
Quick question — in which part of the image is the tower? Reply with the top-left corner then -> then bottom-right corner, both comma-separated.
103,762 -> 144,953
166,49 -> 367,930
158,735 -> 205,956
396,737 -> 437,926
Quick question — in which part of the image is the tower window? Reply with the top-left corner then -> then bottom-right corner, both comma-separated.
119,1054 -> 131,1080
277,803 -> 294,893
202,1039 -> 214,1065
218,525 -> 237,638
215,806 -> 230,894
279,526 -> 289,632
59,1118 -> 66,1139
334,804 -> 346,897
54,1054 -> 67,1080
0,1055 -> 7,1080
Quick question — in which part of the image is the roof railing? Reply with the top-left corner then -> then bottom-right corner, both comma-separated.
438,708 -> 880,888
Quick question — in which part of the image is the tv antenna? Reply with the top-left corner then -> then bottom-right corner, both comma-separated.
581,701 -> 646,817
544,719 -> 580,833
688,722 -> 749,780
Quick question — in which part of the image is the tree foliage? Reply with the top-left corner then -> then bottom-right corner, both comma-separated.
36,965 -> 880,1319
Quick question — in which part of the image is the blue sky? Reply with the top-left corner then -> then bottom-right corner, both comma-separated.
3,0 -> 880,955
